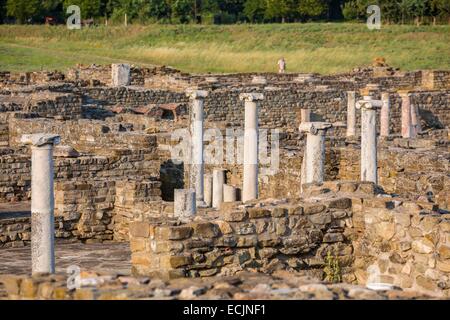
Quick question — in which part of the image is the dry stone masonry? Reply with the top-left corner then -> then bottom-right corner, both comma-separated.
0,60 -> 449,299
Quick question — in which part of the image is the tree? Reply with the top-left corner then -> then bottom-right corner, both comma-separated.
6,0 -> 42,23
431,0 -> 450,23
63,0 -> 102,19
265,0 -> 298,22
243,0 -> 266,22
299,0 -> 328,18
0,0 -> 7,23
170,0 -> 193,23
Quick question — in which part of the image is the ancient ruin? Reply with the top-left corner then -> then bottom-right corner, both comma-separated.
0,61 -> 449,300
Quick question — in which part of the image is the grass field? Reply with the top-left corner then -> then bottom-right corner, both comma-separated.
0,23 -> 449,74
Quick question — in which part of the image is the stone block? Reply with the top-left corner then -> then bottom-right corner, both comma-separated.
303,204 -> 326,215
129,222 -> 150,238
192,222 -> 219,238
247,208 -> 271,219
223,211 -> 247,222
155,226 -> 193,240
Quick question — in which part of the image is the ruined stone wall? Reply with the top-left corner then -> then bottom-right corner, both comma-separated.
0,93 -> 83,119
0,177 -> 162,247
351,196 -> 450,297
422,70 -> 450,90
8,118 -> 158,153
338,145 -> 450,210
129,195 -> 354,280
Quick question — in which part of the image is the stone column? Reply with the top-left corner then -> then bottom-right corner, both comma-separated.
411,101 -> 422,137
399,91 -> 413,138
346,91 -> 357,137
301,109 -> 311,123
356,95 -> 382,184
223,185 -> 237,202
204,174 -> 213,207
298,122 -> 332,185
111,63 -> 130,87
380,92 -> 390,138
186,89 -> 208,206
21,134 -> 60,275
212,169 -> 226,209
174,189 -> 196,221
239,93 -> 264,202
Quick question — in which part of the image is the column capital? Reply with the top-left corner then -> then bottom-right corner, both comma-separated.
21,134 -> 60,147
299,122 -> 332,135
356,98 -> 383,110
397,89 -> 412,97
239,93 -> 264,102
186,89 -> 208,100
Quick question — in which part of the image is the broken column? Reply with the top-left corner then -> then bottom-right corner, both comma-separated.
212,169 -> 226,209
298,122 -> 332,185
204,174 -> 213,207
399,91 -> 413,138
346,91 -> 357,137
21,134 -> 60,275
111,63 -> 130,87
301,109 -> 311,123
411,101 -> 422,137
223,185 -> 237,202
380,92 -> 390,137
239,93 -> 264,202
186,89 -> 208,206
356,93 -> 383,184
174,189 -> 196,221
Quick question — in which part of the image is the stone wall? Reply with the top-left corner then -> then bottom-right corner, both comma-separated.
0,177 -> 162,247
129,194 -> 355,280
422,70 -> 450,90
8,117 -> 158,153
351,196 -> 450,297
338,144 -> 450,210
0,92 -> 83,119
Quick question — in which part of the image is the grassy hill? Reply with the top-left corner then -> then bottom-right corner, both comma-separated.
0,23 -> 449,74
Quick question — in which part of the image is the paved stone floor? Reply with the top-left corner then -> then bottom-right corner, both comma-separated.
0,242 -> 131,275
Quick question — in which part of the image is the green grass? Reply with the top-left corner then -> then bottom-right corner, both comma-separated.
0,23 -> 449,74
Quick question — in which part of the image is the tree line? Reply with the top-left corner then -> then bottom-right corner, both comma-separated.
0,0 -> 449,25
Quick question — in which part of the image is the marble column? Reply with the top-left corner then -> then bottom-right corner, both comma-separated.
212,169 -> 226,209
204,174 -> 213,207
239,93 -> 264,202
301,108 -> 311,123
21,134 -> 60,275
223,184 -> 237,202
174,189 -> 196,221
111,63 -> 130,87
380,92 -> 390,138
298,122 -> 332,185
186,89 -> 208,206
399,91 -> 413,138
411,101 -> 422,137
346,91 -> 357,137
356,95 -> 383,184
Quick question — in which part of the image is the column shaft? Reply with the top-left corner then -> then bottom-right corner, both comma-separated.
305,132 -> 326,184
190,99 -> 204,203
346,91 -> 356,137
31,145 -> 55,274
380,93 -> 390,137
212,169 -> 225,209
243,100 -> 258,202
361,109 -> 378,183
401,94 -> 413,138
